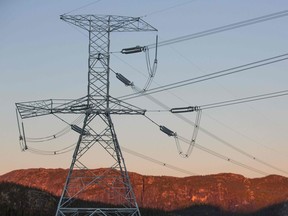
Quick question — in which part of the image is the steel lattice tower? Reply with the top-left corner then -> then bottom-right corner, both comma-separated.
16,14 -> 157,216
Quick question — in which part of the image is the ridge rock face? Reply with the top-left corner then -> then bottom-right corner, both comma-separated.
0,168 -> 288,213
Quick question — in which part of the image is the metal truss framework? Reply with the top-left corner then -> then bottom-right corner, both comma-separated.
16,14 -> 157,216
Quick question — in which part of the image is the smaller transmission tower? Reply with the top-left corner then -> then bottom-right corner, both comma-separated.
16,14 -> 157,215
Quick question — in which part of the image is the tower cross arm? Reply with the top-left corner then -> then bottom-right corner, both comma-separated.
16,96 -> 89,119
60,14 -> 157,32
16,96 -> 146,119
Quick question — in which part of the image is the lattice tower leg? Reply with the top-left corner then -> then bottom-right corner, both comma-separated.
56,113 -> 141,215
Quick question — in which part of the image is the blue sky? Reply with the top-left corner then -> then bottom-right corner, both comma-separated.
1,0 -> 288,178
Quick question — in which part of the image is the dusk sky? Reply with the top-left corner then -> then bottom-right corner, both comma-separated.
1,0 -> 288,178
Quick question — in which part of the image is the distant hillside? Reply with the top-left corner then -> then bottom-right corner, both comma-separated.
0,168 -> 288,215
0,182 -> 171,216
1,182 -> 287,216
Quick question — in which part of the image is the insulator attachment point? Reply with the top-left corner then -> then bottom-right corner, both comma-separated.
121,46 -> 145,54
160,125 -> 176,137
116,73 -> 133,86
170,106 -> 200,113
71,124 -> 89,135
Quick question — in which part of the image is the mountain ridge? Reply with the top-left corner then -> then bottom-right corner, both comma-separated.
0,168 -> 287,214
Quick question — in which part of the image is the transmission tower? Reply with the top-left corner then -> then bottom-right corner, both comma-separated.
16,14 -> 157,215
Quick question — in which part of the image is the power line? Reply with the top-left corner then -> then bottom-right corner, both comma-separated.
178,136 -> 269,176
108,8 -> 287,176
144,113 -> 269,176
146,89 -> 288,112
119,53 -> 288,100
201,89 -> 288,110
110,8 -> 288,176
113,50 -> 288,175
63,0 -> 102,15
141,0 -> 198,18
122,146 -> 197,176
147,9 -> 288,48
24,115 -> 85,143
173,111 -> 288,175
26,143 -> 77,155
135,88 -> 288,175
26,141 -> 198,176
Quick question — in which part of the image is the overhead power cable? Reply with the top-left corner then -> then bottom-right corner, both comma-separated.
115,62 -> 287,174
173,111 -> 288,176
24,114 -> 85,143
119,53 -> 288,100
114,54 -> 288,175
144,114 -> 269,176
147,89 -> 288,112
141,0 -> 198,18
135,85 -> 288,175
27,143 -> 77,155
63,0 -> 102,15
122,146 -> 197,176
147,9 -> 288,48
26,140 -> 197,176
178,136 -> 269,176
201,89 -> 288,110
